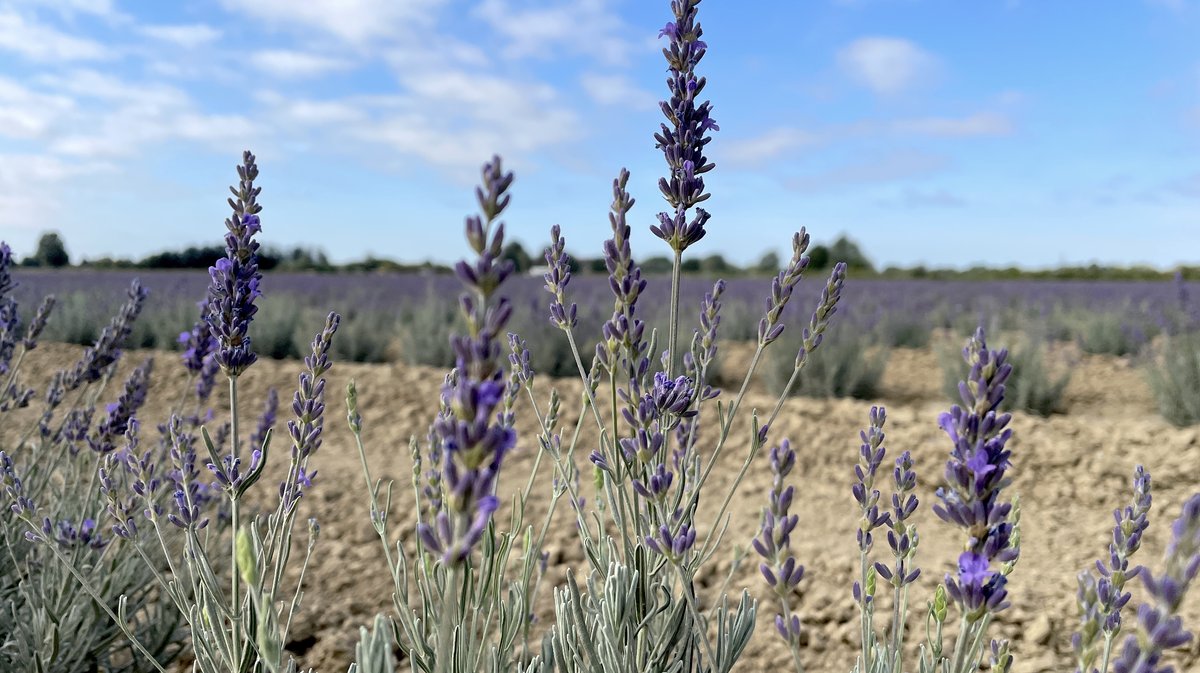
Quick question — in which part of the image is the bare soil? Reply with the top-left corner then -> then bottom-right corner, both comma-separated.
11,340 -> 1200,673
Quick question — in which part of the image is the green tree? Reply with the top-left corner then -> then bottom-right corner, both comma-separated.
807,245 -> 830,270
501,241 -> 533,273
33,231 -> 70,268
754,251 -> 781,275
829,235 -> 873,271
699,254 -> 733,275
641,256 -> 674,274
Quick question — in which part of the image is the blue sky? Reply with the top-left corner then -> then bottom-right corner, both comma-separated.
0,0 -> 1197,269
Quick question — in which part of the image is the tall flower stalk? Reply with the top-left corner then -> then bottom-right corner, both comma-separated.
653,0 -> 718,375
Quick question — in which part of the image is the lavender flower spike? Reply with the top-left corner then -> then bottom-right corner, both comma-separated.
1112,493 -> 1200,673
753,439 -> 806,646
544,224 -> 577,330
420,156 -> 518,567
1074,466 -> 1152,673
652,0 -> 719,253
206,150 -> 263,377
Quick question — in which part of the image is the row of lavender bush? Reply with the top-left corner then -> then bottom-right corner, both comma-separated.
12,268 -> 1196,360
1,1 -> 1198,672
11,265 -> 1198,422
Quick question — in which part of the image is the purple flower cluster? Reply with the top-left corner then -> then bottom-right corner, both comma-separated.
935,327 -> 1018,620
280,312 -> 340,510
759,231 -> 812,345
852,407 -> 891,604
64,279 -> 148,391
752,439 -> 806,645
543,224 -> 576,330
206,151 -> 263,378
598,169 -> 648,376
89,358 -> 153,454
1074,466 -> 1153,672
179,299 -> 217,374
418,157 -> 518,567
652,0 -> 718,253
876,450 -> 920,590
1112,494 -> 1200,673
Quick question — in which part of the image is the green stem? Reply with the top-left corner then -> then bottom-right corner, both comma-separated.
667,248 -> 683,378
227,375 -> 242,669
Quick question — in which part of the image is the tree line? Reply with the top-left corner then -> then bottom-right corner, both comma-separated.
15,230 -> 1197,282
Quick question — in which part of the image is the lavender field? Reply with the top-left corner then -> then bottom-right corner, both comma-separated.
3,0 -> 1200,672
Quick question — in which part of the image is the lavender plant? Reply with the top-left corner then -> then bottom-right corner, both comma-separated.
3,152 -> 343,673
0,247 -> 192,672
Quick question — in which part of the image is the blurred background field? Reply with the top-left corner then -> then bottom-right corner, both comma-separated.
13,266 -> 1198,420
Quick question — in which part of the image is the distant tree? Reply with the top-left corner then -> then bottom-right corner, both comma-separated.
699,254 -> 733,274
641,256 -> 674,274
501,241 -> 533,273
829,235 -> 873,271
807,244 -> 830,270
32,232 -> 70,268
586,258 -> 608,273
680,258 -> 702,273
754,251 -> 781,275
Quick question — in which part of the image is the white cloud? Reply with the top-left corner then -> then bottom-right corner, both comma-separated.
785,150 -> 949,193
838,37 -> 935,95
138,24 -> 222,49
250,50 -> 355,79
876,187 -> 967,208
0,76 -> 76,139
722,128 -> 821,166
473,0 -> 633,65
892,112 -> 1013,137
580,73 -> 655,109
218,0 -> 445,43
0,10 -> 111,61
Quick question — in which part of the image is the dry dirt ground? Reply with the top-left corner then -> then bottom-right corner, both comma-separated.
10,339 -> 1200,673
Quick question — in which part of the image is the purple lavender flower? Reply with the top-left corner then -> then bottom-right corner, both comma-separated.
875,450 -> 921,589
934,327 -> 1018,621
645,522 -> 696,561
22,295 -> 55,351
544,224 -> 577,330
1111,494 -> 1200,673
180,298 -> 217,374
945,551 -> 1010,620
0,242 -> 13,300
1074,466 -> 1153,671
64,279 -> 148,391
280,312 -> 340,510
753,440 -> 806,627
651,0 -> 718,252
251,387 -> 279,454
758,231 -> 812,345
206,150 -> 263,377
47,517 -> 106,550
89,358 -> 153,454
419,156 -> 518,567
934,327 -> 1018,564
598,169 -> 648,376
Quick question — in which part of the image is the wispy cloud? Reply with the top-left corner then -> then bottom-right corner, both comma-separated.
0,76 -> 76,139
875,187 -> 967,208
0,10 -> 111,61
218,0 -> 444,43
250,50 -> 355,79
138,24 -> 222,49
722,127 -> 822,166
473,0 -> 633,65
891,112 -> 1013,137
580,73 -> 655,109
784,150 -> 949,193
838,37 -> 936,95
